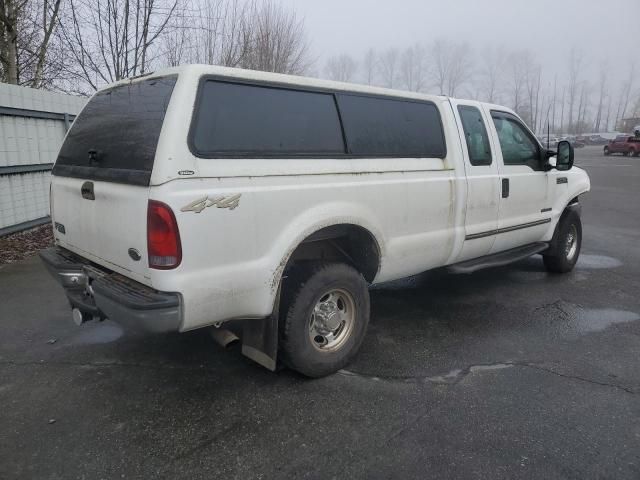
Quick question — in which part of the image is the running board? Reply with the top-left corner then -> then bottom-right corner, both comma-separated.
447,242 -> 549,274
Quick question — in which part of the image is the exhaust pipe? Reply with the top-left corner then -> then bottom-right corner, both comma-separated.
210,328 -> 240,349
72,308 -> 86,326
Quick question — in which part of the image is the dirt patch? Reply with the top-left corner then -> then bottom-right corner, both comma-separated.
0,224 -> 53,265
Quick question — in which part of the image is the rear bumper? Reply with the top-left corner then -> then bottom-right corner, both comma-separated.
40,247 -> 182,333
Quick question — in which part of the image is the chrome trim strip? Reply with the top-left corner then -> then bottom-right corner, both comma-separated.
466,218 -> 551,240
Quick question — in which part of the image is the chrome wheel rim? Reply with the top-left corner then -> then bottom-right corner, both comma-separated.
309,288 -> 355,352
565,224 -> 578,261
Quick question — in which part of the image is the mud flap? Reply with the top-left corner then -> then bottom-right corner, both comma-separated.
241,289 -> 280,371
241,315 -> 279,371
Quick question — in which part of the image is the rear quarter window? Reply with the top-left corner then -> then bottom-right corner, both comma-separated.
337,94 -> 446,158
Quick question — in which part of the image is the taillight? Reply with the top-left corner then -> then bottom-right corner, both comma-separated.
147,200 -> 182,270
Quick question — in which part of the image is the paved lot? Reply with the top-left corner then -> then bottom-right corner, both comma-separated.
1,146 -> 639,479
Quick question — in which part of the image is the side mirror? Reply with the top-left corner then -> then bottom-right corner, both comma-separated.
556,140 -> 574,171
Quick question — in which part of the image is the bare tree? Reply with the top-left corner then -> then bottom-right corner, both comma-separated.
631,90 -> 640,118
429,39 -> 471,96
566,48 -> 582,134
575,82 -> 591,134
0,0 -> 63,87
479,46 -> 505,103
190,0 -> 254,68
57,0 -> 178,91
239,0 -> 310,75
604,90 -> 613,132
593,63 -> 607,132
0,0 -> 24,84
378,47 -> 398,88
550,75 -> 558,132
399,43 -> 427,92
617,63 -> 636,124
506,51 -> 526,116
430,38 -> 448,95
361,47 -> 376,85
445,42 -> 471,97
559,86 -> 566,133
324,53 -> 357,82
523,54 -> 542,131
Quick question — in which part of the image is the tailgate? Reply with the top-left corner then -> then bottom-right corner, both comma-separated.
51,176 -> 151,284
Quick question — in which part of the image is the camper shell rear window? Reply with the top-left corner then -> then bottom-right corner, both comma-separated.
53,75 -> 177,186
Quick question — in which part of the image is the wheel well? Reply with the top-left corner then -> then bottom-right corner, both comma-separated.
285,225 -> 380,283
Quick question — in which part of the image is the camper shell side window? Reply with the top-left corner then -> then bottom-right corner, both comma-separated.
188,77 -> 447,160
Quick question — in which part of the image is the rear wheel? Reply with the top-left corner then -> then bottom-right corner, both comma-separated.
604,147 -> 610,156
279,262 -> 370,378
543,210 -> 582,273
623,150 -> 630,156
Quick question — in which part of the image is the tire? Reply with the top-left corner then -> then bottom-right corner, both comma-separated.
279,262 -> 370,378
631,149 -> 638,157
543,210 -> 582,274
623,150 -> 630,157
604,147 -> 610,156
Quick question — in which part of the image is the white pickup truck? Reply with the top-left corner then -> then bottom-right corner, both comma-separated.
41,65 -> 590,377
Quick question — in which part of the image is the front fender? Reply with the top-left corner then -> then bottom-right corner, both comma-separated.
544,166 -> 590,241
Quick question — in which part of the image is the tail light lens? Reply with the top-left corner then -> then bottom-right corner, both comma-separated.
147,200 -> 182,269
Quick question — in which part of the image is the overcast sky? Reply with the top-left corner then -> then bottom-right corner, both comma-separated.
281,0 -> 639,85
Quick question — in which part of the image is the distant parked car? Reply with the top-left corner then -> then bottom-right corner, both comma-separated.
572,137 -> 586,148
539,136 -> 559,149
604,135 -> 640,156
588,135 -> 609,145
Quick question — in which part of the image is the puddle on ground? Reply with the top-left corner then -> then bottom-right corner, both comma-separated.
573,308 -> 640,333
537,301 -> 640,335
66,321 -> 123,345
577,255 -> 623,269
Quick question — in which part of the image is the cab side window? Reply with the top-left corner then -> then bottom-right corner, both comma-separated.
491,113 -> 540,168
458,105 -> 492,166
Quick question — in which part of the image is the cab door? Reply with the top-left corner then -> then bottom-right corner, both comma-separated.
451,100 -> 501,262
484,108 -> 553,254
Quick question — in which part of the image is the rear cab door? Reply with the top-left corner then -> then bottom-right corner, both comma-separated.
51,75 -> 178,285
450,99 -> 500,262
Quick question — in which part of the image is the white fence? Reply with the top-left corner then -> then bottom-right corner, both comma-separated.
0,83 -> 86,235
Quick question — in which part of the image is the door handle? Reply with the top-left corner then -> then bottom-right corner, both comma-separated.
81,181 -> 95,200
502,178 -> 510,198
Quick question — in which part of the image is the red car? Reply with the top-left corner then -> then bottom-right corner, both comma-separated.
604,135 -> 640,156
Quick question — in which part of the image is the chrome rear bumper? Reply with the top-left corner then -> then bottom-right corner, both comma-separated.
40,247 -> 182,333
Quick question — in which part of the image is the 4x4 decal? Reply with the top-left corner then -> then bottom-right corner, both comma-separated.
180,194 -> 242,213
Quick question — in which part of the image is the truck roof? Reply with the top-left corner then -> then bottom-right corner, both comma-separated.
96,64 -> 492,110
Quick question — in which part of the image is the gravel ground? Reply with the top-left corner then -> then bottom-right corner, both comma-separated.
0,224 -> 53,265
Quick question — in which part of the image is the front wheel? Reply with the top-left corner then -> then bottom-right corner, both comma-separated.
279,263 -> 370,377
543,210 -> 582,273
604,147 -> 610,156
